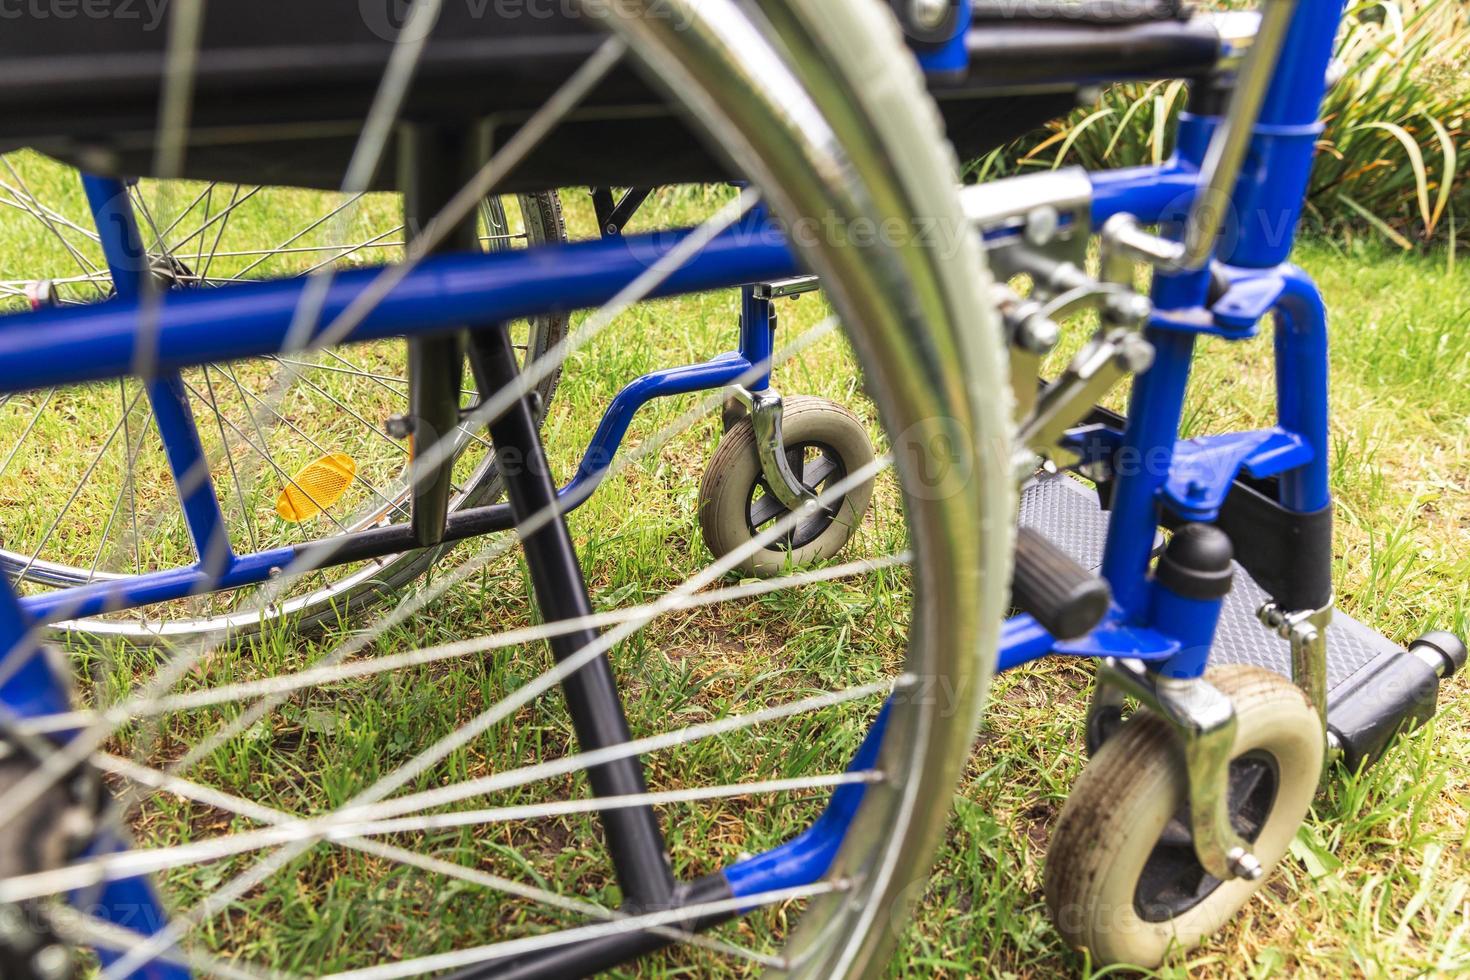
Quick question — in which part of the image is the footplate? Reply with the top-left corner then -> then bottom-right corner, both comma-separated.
1019,475 -> 1459,769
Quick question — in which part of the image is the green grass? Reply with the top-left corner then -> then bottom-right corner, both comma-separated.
1,159 -> 1467,977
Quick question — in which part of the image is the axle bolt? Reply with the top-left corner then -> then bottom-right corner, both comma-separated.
1227,847 -> 1264,881
1016,314 -> 1061,354
385,414 -> 415,439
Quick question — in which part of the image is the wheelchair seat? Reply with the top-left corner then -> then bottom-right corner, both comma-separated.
0,1 -> 1222,192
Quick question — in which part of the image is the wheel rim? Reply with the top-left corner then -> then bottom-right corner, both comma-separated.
746,440 -> 847,548
599,1 -> 1012,973
1134,749 -> 1281,922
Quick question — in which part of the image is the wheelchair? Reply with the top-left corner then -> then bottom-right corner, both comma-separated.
0,0 -> 1462,976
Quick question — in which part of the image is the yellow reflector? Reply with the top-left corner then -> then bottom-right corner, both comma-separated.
275,453 -> 356,523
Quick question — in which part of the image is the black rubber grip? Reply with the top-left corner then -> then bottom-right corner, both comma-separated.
1012,526 -> 1112,639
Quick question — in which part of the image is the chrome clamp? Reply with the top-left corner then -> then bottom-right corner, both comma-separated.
1258,598 -> 1333,733
726,385 -> 821,512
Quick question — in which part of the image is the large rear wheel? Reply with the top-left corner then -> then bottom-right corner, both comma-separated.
0,1 -> 1012,976
0,166 -> 568,642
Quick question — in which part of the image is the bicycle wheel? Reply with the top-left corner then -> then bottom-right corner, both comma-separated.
0,1 -> 1011,976
0,161 -> 568,642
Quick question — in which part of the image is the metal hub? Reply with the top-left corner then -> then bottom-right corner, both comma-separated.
745,439 -> 847,549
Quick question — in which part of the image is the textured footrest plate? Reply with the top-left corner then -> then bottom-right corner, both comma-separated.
1018,475 -> 1401,701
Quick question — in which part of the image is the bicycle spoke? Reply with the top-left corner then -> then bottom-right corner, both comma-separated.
9,765 -> 877,895
11,387 -> 147,585
0,162 -> 111,301
204,374 -> 411,523
178,377 -> 358,537
0,388 -> 56,479
85,386 -> 155,582
163,314 -> 841,781
201,365 -> 261,554
81,452 -> 885,977
323,882 -> 848,980
196,184 -> 242,286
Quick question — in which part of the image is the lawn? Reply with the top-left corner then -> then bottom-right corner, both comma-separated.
0,160 -> 1465,977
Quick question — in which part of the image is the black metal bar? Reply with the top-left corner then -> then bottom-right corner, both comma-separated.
954,19 -> 1221,89
401,123 -> 472,546
590,187 -> 617,233
606,188 -> 653,236
468,321 -> 676,909
294,498 -> 514,567
446,873 -> 736,980
591,186 -> 654,238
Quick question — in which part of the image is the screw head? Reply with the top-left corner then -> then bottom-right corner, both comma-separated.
909,0 -> 950,31
385,414 -> 414,439
1113,334 -> 1156,373
1016,314 -> 1061,354
1023,206 -> 1060,247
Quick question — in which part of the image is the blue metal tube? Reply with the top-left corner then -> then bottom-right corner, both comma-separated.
0,556 -> 187,980
145,373 -> 236,571
1272,266 -> 1332,512
21,545 -> 297,625
81,175 -> 147,304
1089,164 -> 1199,228
1099,325 -> 1196,619
1224,0 -> 1345,267
1150,587 -> 1224,679
1258,0 -> 1346,129
0,220 -> 799,395
738,285 -> 775,390
565,353 -> 755,501
723,703 -> 889,902
996,614 -> 1056,672
82,175 -> 235,571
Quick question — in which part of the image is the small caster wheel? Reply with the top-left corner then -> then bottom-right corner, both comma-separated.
699,396 -> 874,576
1044,664 -> 1324,968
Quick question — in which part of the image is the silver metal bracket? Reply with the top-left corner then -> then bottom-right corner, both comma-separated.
1094,657 -> 1265,882
751,275 -> 820,300
961,168 -> 1162,474
726,385 -> 820,512
1258,598 -> 1332,734
1014,324 -> 1154,478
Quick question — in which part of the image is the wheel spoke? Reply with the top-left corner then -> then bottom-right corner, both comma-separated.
11,386 -> 147,586
201,365 -> 262,553
802,452 -> 840,490
18,550 -> 906,735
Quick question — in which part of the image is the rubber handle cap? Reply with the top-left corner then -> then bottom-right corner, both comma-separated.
1410,630 -> 1467,678
1012,526 -> 1111,640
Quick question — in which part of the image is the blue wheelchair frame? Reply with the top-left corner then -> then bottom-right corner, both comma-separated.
0,0 -> 1344,973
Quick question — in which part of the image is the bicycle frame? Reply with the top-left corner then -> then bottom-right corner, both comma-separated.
0,0 -> 1346,973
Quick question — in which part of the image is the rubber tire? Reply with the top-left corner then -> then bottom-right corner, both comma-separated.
698,396 -> 874,577
1044,664 -> 1324,968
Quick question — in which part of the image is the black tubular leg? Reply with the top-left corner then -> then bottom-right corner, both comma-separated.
402,124 -> 473,546
470,323 -> 676,910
